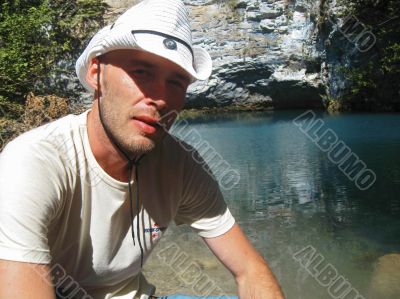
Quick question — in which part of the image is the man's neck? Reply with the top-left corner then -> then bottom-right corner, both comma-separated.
87,105 -> 136,183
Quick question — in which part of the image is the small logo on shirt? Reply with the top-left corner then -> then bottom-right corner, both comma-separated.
144,223 -> 167,239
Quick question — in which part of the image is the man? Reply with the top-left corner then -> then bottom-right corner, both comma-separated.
0,0 -> 285,298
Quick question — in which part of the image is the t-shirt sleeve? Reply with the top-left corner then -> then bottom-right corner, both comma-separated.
175,148 -> 235,238
0,136 -> 64,264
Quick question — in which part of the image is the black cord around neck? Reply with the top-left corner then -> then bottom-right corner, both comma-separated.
127,161 -> 136,246
135,163 -> 144,268
96,59 -> 145,268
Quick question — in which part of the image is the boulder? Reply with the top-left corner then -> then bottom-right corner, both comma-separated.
368,253 -> 400,299
260,19 -> 276,33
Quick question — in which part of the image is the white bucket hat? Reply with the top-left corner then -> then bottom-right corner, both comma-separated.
75,0 -> 212,92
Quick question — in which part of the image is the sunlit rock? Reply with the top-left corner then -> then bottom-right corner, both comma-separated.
260,19 -> 276,33
368,253 -> 400,299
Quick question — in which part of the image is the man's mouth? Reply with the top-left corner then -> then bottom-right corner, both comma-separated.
131,115 -> 164,134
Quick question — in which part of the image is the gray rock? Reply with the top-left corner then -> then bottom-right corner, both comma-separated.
236,0 -> 248,9
260,8 -> 283,19
246,11 -> 262,22
246,4 -> 259,12
277,26 -> 288,34
260,19 -> 276,33
294,3 -> 309,13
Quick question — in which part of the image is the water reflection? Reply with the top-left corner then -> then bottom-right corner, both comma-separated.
146,111 -> 400,299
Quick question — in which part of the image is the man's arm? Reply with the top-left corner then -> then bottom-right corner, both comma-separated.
0,259 -> 56,299
203,223 -> 285,299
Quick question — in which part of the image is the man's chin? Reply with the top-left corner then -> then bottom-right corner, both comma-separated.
124,136 -> 159,156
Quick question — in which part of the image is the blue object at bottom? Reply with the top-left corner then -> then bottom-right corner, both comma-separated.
158,295 -> 238,299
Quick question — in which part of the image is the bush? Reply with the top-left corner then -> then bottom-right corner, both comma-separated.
0,0 -> 108,117
337,0 -> 400,111
0,93 -> 71,151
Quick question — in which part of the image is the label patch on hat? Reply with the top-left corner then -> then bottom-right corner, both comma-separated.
163,38 -> 177,50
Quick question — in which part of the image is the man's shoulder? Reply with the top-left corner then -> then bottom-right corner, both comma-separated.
158,133 -> 201,167
1,111 -> 88,160
158,133 -> 211,176
161,133 -> 196,154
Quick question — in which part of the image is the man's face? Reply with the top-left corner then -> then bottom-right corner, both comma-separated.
98,49 -> 191,156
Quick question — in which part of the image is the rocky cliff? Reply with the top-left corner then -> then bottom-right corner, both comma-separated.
103,0 -> 353,110
185,0 -> 327,110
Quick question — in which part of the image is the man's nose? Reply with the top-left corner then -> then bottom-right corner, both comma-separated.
145,79 -> 168,110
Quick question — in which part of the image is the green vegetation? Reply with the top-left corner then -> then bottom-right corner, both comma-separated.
0,0 -> 108,119
337,0 -> 400,111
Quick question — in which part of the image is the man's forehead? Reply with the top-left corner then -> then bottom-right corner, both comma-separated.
101,49 -> 141,62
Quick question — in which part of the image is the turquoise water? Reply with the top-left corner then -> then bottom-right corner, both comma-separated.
144,111 -> 400,299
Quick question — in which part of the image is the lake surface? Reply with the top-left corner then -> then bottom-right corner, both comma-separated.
143,110 -> 400,299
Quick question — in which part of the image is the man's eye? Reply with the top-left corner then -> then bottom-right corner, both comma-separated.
170,80 -> 182,87
169,79 -> 187,90
130,69 -> 149,76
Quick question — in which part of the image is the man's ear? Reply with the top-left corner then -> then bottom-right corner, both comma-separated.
86,58 -> 100,91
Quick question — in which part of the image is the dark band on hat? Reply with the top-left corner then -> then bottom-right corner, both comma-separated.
131,30 -> 194,58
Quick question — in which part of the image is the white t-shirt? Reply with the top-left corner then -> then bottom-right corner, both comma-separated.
0,111 -> 235,299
